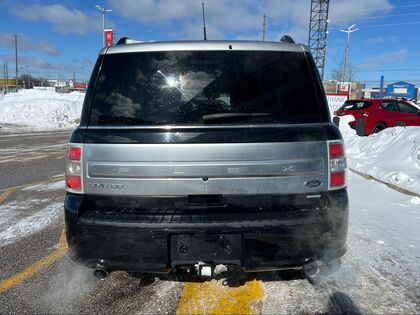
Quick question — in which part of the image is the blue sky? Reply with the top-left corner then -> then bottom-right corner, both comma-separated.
0,0 -> 419,86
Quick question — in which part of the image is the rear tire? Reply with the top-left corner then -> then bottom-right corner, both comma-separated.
373,122 -> 386,133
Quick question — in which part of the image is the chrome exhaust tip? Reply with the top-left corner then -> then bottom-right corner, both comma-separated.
93,265 -> 110,280
303,261 -> 321,278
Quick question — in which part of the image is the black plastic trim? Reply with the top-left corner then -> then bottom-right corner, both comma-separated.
81,124 -> 342,144
79,55 -> 104,127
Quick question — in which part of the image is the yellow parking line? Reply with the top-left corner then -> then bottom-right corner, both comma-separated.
0,229 -> 68,294
176,277 -> 264,314
0,188 -> 16,204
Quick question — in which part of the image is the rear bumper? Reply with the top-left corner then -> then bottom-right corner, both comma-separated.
64,190 -> 349,273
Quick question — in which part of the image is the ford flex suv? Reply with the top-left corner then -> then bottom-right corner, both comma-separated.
64,39 -> 349,280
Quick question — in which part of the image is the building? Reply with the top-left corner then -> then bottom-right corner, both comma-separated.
386,81 -> 418,100
362,87 -> 386,99
322,80 -> 365,99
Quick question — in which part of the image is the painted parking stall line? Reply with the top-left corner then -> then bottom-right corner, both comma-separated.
176,278 -> 265,314
0,230 -> 68,293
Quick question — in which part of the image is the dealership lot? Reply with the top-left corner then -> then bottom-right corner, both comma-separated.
0,130 -> 418,314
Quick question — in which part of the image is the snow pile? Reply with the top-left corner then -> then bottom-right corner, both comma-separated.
339,115 -> 420,195
0,89 -> 85,130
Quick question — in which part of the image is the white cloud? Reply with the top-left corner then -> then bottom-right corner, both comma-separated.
107,0 -> 392,42
9,4 -> 100,34
367,36 -> 385,45
38,40 -> 60,56
0,32 -> 60,56
362,50 -> 408,67
328,0 -> 393,26
0,54 -> 94,80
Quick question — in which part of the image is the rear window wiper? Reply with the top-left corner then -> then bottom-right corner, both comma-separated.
202,112 -> 274,123
97,115 -> 157,125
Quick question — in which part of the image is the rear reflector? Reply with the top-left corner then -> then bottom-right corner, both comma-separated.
331,171 -> 345,187
66,175 -> 81,190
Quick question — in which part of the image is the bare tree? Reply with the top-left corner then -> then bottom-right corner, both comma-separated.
329,57 -> 358,82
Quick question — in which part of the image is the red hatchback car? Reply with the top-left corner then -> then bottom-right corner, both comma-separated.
334,99 -> 420,135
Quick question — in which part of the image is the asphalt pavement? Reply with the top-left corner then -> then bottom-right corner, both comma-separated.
0,128 -> 71,190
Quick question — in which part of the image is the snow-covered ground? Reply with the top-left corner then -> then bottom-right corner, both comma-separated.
0,89 -> 85,130
338,115 -> 420,196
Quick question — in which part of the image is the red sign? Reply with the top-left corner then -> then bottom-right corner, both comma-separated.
105,29 -> 113,47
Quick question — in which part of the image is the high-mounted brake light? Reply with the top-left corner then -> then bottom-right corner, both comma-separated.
329,141 -> 346,188
66,145 -> 83,193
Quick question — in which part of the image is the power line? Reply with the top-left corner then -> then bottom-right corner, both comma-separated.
333,3 -> 420,14
357,69 -> 420,72
331,11 -> 420,22
330,20 -> 420,30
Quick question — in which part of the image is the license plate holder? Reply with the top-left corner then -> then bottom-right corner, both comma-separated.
170,234 -> 242,264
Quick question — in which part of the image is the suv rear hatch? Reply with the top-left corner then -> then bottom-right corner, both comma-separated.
77,48 -> 342,197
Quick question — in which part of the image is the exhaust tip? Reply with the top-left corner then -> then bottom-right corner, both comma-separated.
303,261 -> 320,278
93,267 -> 109,280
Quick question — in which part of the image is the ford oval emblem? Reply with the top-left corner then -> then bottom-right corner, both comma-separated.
305,180 -> 322,188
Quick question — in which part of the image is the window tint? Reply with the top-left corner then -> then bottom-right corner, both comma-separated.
380,101 -> 397,112
397,101 -> 418,113
89,51 -> 325,126
339,101 -> 372,110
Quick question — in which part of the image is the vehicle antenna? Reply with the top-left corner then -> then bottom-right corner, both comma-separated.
202,2 -> 207,40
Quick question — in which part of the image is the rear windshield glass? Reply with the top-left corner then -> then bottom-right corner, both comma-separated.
339,101 -> 372,110
89,51 -> 325,126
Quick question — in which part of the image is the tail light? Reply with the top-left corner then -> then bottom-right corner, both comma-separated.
66,145 -> 83,193
328,141 -> 347,188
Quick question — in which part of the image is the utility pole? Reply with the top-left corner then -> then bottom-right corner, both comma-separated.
2,62 -> 5,93
5,61 -> 8,93
73,71 -> 76,84
262,14 -> 267,41
340,24 -> 358,82
14,34 -> 18,89
95,5 -> 112,47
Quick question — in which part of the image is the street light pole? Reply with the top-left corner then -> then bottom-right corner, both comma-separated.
340,24 -> 358,82
95,5 -> 112,47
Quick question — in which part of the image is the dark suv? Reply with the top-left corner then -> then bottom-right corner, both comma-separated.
64,39 -> 348,280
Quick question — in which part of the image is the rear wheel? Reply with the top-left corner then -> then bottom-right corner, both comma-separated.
373,122 -> 386,133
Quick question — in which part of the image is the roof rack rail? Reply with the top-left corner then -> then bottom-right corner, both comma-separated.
116,37 -> 145,45
280,35 -> 295,44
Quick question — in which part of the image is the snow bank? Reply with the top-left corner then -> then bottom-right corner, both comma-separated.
0,89 -> 85,130
339,115 -> 420,195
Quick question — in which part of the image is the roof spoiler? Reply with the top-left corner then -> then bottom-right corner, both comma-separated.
116,37 -> 146,45
280,35 -> 295,44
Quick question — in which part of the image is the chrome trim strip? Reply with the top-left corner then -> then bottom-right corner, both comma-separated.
85,123 -> 328,130
102,40 -> 309,55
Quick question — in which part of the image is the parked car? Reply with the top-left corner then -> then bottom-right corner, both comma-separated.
334,98 -> 420,135
64,38 -> 348,282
